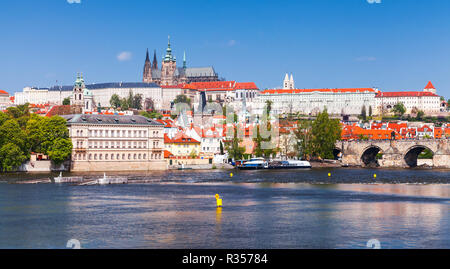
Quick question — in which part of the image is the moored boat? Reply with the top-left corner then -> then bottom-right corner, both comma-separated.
268,160 -> 312,169
237,158 -> 268,170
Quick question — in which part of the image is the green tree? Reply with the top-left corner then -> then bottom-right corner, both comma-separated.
296,109 -> 341,160
63,97 -> 71,106
0,112 -> 9,126
0,119 -> 26,152
132,94 -> 143,110
361,105 -> 367,121
139,110 -> 162,120
310,109 -> 342,159
5,107 -> 23,119
40,116 -> 69,154
253,125 -> 264,157
219,140 -> 224,155
265,100 -> 273,117
294,119 -> 313,159
110,94 -> 121,109
120,98 -> 129,110
0,143 -> 27,172
226,126 -> 246,160
126,91 -> 134,109
392,102 -> 406,117
416,110 -> 425,120
174,94 -> 191,106
47,138 -> 73,165
25,117 -> 45,153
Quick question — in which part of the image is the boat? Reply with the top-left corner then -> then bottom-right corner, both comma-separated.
97,173 -> 128,185
177,164 -> 193,170
54,172 -> 63,183
237,158 -> 268,170
268,160 -> 312,169
53,173 -> 84,183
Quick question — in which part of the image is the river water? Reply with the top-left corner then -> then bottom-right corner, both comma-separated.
0,168 -> 449,249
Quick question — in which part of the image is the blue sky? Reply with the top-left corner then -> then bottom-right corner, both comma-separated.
1,0 -> 449,99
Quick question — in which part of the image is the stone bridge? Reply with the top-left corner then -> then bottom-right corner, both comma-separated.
336,139 -> 450,168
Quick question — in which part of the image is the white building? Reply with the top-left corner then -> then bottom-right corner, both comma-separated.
375,82 -> 441,115
15,74 -> 176,110
256,88 -> 378,115
0,90 -> 12,110
63,114 -> 166,172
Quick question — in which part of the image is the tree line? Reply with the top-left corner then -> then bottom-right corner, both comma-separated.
0,105 -> 72,172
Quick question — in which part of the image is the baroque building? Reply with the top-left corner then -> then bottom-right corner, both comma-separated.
70,73 -> 94,114
63,114 -> 167,172
143,36 -> 219,86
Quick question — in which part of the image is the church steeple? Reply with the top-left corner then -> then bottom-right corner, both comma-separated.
164,35 -> 175,62
143,49 -> 152,83
152,50 -> 158,70
145,48 -> 150,62
183,51 -> 187,69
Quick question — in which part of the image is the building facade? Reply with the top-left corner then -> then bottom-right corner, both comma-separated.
64,114 -> 166,172
257,88 -> 377,115
375,82 -> 442,115
0,90 -> 11,110
143,37 -> 219,86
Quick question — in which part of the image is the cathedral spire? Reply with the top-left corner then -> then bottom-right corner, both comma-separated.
164,35 -> 175,62
152,50 -> 158,70
183,51 -> 187,69
145,48 -> 150,62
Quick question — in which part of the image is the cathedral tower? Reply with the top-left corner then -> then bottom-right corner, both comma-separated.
152,50 -> 158,70
161,36 -> 177,86
143,49 -> 152,83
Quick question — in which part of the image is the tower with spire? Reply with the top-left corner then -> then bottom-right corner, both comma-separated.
152,50 -> 158,70
161,35 -> 178,86
283,73 -> 295,89
143,49 -> 152,83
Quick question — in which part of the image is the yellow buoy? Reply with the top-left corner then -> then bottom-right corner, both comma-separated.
374,174 -> 377,179
328,173 -> 331,177
230,173 -> 233,178
215,194 -> 223,207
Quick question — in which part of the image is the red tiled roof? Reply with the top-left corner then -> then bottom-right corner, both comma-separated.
425,81 -> 435,89
262,88 -> 376,94
0,90 -> 9,95
182,81 -> 259,92
376,91 -> 439,97
183,81 -> 236,90
164,133 -> 200,144
164,150 -> 174,159
235,82 -> 259,90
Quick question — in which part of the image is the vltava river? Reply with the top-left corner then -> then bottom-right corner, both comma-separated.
0,168 -> 449,249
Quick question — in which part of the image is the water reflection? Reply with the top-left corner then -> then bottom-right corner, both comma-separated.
0,170 -> 449,249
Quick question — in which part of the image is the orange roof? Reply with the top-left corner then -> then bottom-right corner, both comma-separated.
164,150 -> 174,159
235,82 -> 259,90
164,133 -> 200,144
0,90 -> 9,95
376,91 -> 439,97
262,88 -> 376,94
425,81 -> 435,89
183,81 -> 236,90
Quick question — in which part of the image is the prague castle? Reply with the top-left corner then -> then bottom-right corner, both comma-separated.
143,37 -> 219,86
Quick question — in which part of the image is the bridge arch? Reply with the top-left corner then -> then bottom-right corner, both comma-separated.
333,147 -> 343,160
404,145 -> 434,168
360,145 -> 382,167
